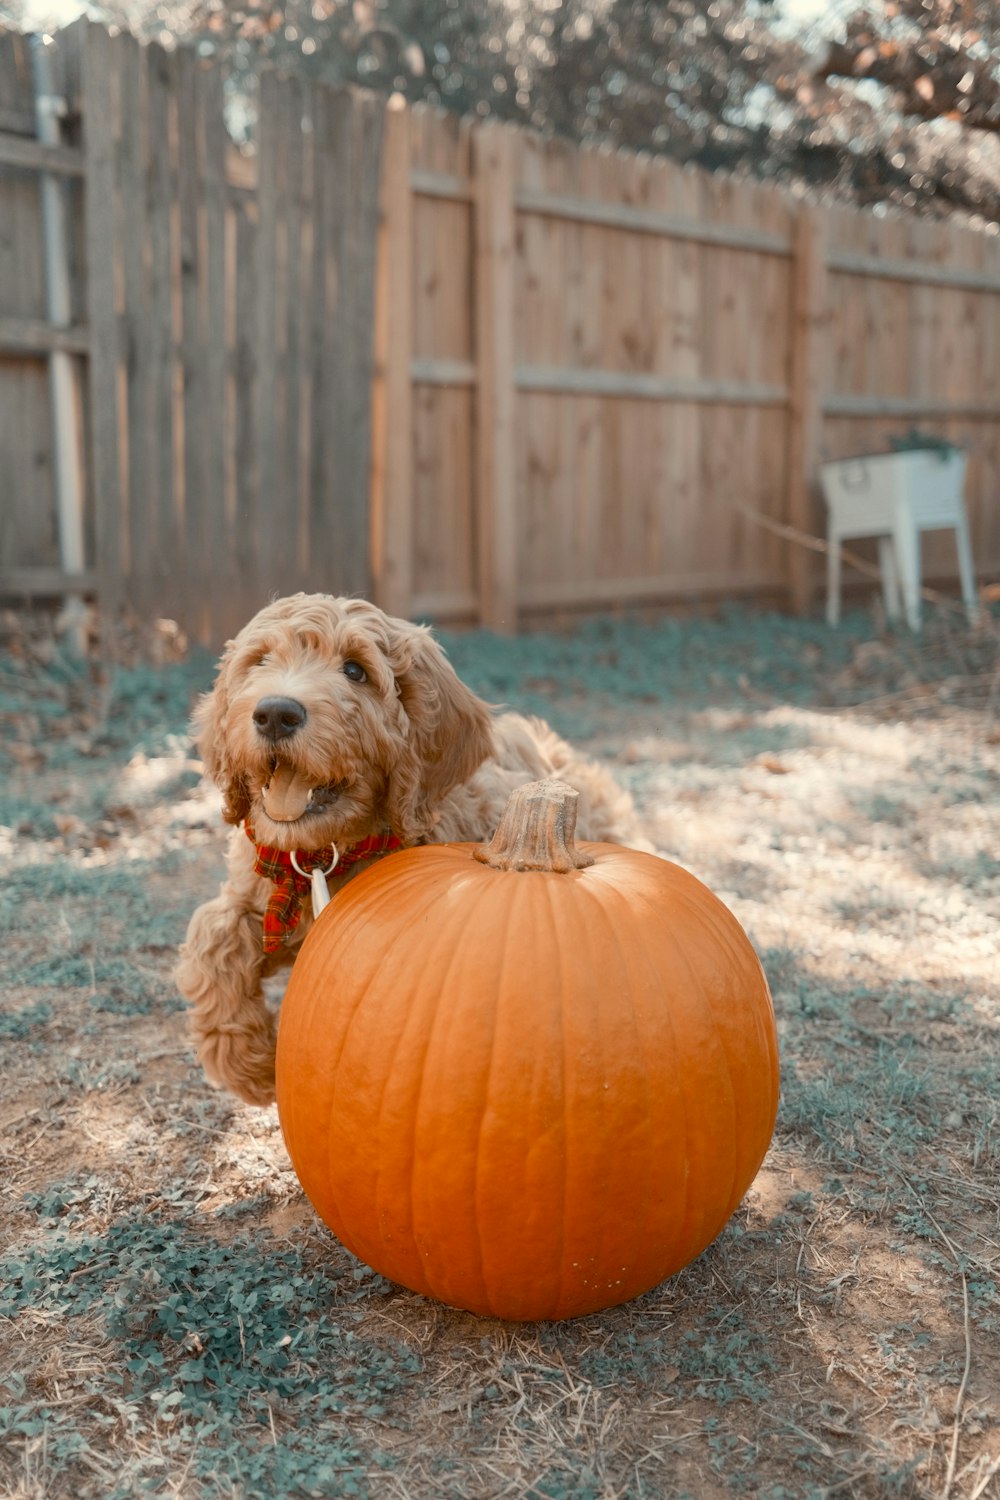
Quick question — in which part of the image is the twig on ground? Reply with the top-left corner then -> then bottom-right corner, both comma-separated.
740,507 -> 995,636
969,1453 -> 1000,1500
738,504 -> 987,622
896,1170 -> 973,1500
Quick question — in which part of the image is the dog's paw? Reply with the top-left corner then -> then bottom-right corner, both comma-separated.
196,1016 -> 278,1108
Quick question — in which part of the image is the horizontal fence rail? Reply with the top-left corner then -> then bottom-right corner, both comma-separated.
827,250 -> 1000,293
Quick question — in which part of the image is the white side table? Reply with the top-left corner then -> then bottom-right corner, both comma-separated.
819,448 -> 977,631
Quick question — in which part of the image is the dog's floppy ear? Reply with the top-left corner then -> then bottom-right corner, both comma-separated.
191,645 -> 251,827
383,620 -> 494,841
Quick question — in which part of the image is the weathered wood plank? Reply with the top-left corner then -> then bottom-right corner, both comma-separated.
514,366 -> 788,404
828,248 -> 1000,293
0,565 -> 98,595
0,360 -> 55,574
0,316 -> 87,353
252,67 -> 281,600
144,40 -> 178,624
30,28 -> 88,642
198,54 -> 229,641
81,19 -> 125,619
0,133 -> 85,175
520,569 -> 779,609
174,46 -> 207,637
516,184 -> 791,255
472,121 -> 517,633
310,84 -> 385,597
0,28 -> 34,137
371,96 -> 414,619
786,205 -> 829,614
231,173 -> 262,631
117,31 -> 152,612
265,71 -> 293,592
286,73 -> 309,583
824,394 -> 1000,418
0,29 -> 75,594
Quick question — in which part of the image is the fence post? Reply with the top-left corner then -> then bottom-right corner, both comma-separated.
371,95 -> 413,621
472,121 -> 517,634
786,202 -> 828,615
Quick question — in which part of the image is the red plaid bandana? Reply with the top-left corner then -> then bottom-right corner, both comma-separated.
245,820 -> 403,954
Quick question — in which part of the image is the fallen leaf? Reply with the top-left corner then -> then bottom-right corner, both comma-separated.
757,754 -> 791,775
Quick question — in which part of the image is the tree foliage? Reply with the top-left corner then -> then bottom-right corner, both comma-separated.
11,0 -> 1000,227
179,0 -> 1000,226
817,0 -> 1000,136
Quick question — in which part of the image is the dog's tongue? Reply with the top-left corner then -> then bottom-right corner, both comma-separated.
263,764 -> 313,822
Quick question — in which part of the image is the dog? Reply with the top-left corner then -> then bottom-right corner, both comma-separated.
176,593 -> 646,1106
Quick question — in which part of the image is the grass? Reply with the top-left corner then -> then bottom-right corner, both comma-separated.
1,603 -> 998,1498
1,1208 -> 411,1497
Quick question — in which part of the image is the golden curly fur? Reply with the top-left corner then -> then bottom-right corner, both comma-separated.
176,593 -> 646,1106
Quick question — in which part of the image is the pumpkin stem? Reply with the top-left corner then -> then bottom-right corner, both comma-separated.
474,779 -> 595,873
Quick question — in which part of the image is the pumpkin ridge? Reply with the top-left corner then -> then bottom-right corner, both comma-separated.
624,873 -> 743,1258
673,904 -> 740,1252
320,879 -> 422,1258
659,873 -> 778,1202
477,867 -> 574,1319
367,888 -> 462,1296
651,873 -> 777,1226
589,869 -> 697,1277
469,865 -> 521,1318
410,863 -> 501,1310
544,870 -> 572,1320
315,858 -> 468,1282
563,876 -> 641,1302
578,876 -> 671,1296
327,853 -> 481,1297
278,893 -> 401,1236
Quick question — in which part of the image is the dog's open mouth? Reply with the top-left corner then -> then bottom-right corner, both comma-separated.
261,761 -> 347,824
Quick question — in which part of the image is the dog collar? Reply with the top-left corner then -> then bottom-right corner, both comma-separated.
245,820 -> 403,953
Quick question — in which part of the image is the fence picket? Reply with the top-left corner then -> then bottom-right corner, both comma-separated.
473,122 -> 517,633
118,32 -> 151,607
283,74 -> 309,580
198,54 -> 229,641
232,150 -> 261,631
371,97 -> 414,621
787,207 -> 829,614
145,41 -> 178,624
81,20 -> 125,622
173,47 -> 206,637
315,86 -> 385,598
252,68 -> 281,603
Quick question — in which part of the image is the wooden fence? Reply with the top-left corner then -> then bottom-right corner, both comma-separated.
376,111 -> 1000,629
0,22 -> 385,644
2,21 -> 1000,644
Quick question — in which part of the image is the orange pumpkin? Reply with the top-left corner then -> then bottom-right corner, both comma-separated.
276,780 -> 779,1321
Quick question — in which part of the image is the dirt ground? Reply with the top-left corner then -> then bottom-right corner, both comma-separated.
1,602 -> 998,1500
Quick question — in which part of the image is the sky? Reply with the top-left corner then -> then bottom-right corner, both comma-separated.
11,0 -> 92,26
781,0 -> 839,18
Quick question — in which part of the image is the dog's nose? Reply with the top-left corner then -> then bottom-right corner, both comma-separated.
253,696 -> 307,741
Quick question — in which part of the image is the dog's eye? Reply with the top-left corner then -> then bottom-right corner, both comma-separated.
343,660 -> 367,683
